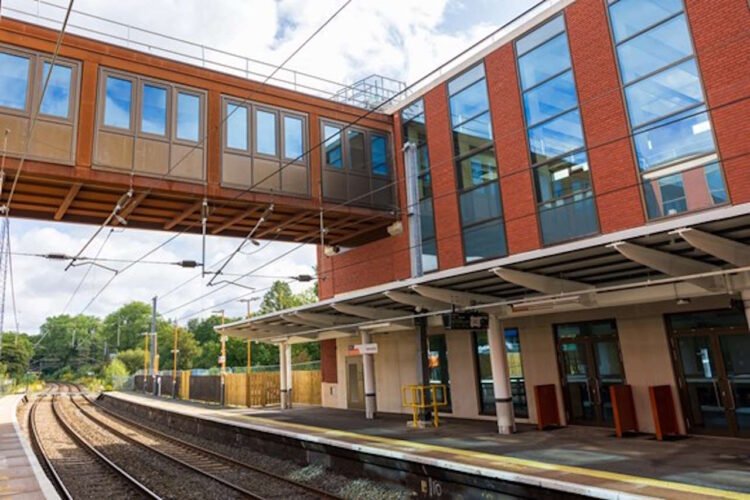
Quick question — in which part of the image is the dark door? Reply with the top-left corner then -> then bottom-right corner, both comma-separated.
556,320 -> 625,427
668,309 -> 750,438
346,356 -> 364,410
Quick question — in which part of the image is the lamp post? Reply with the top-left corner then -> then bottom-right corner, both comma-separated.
212,310 -> 226,406
171,322 -> 179,398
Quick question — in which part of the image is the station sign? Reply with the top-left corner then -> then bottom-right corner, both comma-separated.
442,312 -> 489,330
347,343 -> 379,356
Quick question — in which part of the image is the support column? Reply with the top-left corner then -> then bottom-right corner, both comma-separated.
741,290 -> 750,330
361,331 -> 377,419
487,315 -> 515,434
285,343 -> 293,408
414,318 -> 432,424
279,342 -> 289,409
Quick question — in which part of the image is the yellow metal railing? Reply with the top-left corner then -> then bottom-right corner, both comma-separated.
401,384 -> 448,428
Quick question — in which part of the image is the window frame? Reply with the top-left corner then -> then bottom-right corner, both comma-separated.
605,0 -> 729,222
37,57 -> 77,123
281,111 -> 307,164
223,98 -> 251,154
252,105 -> 280,159
172,87 -> 204,145
100,71 -> 136,133
0,46 -> 35,117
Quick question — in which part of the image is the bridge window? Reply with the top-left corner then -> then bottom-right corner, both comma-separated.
220,96 -> 309,195
141,83 -> 167,136
226,103 -> 248,151
0,52 -> 30,111
324,124 -> 343,168
370,134 -> 387,176
176,91 -> 201,142
283,115 -> 303,160
104,76 -> 133,130
40,62 -> 72,119
348,130 -> 366,170
255,109 -> 277,156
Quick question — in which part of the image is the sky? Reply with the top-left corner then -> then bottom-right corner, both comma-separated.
1,0 -> 538,334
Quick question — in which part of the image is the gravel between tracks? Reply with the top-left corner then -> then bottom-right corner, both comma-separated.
98,398 -> 411,499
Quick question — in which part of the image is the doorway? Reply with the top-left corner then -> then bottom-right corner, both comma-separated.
346,356 -> 365,410
555,320 -> 625,426
667,309 -> 750,438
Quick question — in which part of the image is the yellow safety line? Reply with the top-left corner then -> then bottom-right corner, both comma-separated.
219,410 -> 747,499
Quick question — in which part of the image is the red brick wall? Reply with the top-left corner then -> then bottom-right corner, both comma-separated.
320,339 -> 337,383
686,0 -> 750,204
424,85 -> 464,268
485,45 -> 541,253
566,0 -> 645,233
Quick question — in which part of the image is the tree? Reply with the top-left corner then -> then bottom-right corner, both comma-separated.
156,322 -> 201,371
101,302 -> 153,352
114,348 -> 146,374
102,358 -> 129,388
1,333 -> 34,378
33,314 -> 102,376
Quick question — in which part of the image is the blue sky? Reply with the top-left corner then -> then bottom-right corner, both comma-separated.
3,0 -> 538,333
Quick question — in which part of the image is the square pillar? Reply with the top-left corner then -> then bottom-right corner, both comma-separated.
285,342 -> 293,408
741,290 -> 750,330
361,330 -> 377,419
488,315 -> 515,434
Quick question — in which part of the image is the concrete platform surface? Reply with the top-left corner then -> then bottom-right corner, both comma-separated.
0,394 -> 57,500
108,392 -> 750,499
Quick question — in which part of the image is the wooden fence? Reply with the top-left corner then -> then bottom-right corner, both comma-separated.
134,370 -> 321,407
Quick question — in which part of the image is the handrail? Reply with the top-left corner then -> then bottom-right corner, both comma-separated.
0,0 -> 406,109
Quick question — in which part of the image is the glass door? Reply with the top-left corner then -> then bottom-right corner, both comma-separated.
668,309 -> 750,438
346,356 -> 364,410
556,320 -> 625,426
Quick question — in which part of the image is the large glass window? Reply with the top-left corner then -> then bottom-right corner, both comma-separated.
370,134 -> 388,176
283,115 -> 303,160
402,99 -> 437,274
40,63 -> 72,118
516,15 -> 598,245
255,109 -> 277,156
226,103 -> 248,150
141,84 -> 167,136
0,52 -> 30,111
474,328 -> 528,418
448,64 -> 506,262
428,334 -> 451,412
176,92 -> 200,142
104,76 -> 133,129
348,130 -> 366,170
608,0 -> 727,219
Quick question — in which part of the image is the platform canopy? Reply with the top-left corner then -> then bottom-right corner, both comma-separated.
217,204 -> 750,344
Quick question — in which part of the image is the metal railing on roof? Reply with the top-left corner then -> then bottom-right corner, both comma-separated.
0,0 -> 406,110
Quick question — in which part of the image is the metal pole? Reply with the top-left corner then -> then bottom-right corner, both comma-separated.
143,332 -> 148,393
414,317 -> 432,425
172,323 -> 179,398
219,312 -> 226,406
150,296 -> 157,395
279,341 -> 288,409
361,330 -> 376,420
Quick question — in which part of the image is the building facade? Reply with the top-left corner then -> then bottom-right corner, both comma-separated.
223,0 -> 750,440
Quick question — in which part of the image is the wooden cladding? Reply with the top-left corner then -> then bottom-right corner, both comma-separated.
0,43 -> 80,165
93,67 -> 207,182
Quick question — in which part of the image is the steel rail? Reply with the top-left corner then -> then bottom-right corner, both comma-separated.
83,393 -> 342,500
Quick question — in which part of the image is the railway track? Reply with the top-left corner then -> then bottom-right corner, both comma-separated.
29,383 -> 341,499
28,389 -> 159,499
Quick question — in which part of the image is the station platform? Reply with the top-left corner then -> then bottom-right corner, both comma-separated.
0,394 -> 57,499
106,391 -> 749,499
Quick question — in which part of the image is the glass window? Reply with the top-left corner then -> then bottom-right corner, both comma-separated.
428,334 -> 452,411
370,134 -> 388,176
474,329 -> 528,417
539,192 -> 598,245
534,152 -> 591,203
705,162 -> 728,204
460,182 -> 502,225
463,218 -> 506,262
0,52 -> 30,110
450,79 -> 490,126
617,14 -> 693,84
453,112 -> 493,157
522,70 -> 578,126
401,99 -> 424,121
516,15 -> 566,56
528,109 -> 584,164
283,115 -> 303,160
176,92 -> 200,142
141,84 -> 167,136
422,238 -> 438,273
40,63 -> 72,118
403,119 -> 427,146
517,33 -> 571,89
624,59 -> 703,127
420,198 -> 436,241
104,76 -> 132,129
347,130 -> 366,170
457,148 -> 498,189
644,163 -> 727,218
609,0 -> 684,43
323,124 -> 342,168
226,103 -> 248,150
633,105 -> 715,170
418,172 -> 432,199
255,109 -> 276,155
447,63 -> 485,95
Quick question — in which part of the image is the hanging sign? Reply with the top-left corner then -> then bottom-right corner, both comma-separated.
347,343 -> 379,356
442,312 -> 489,330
